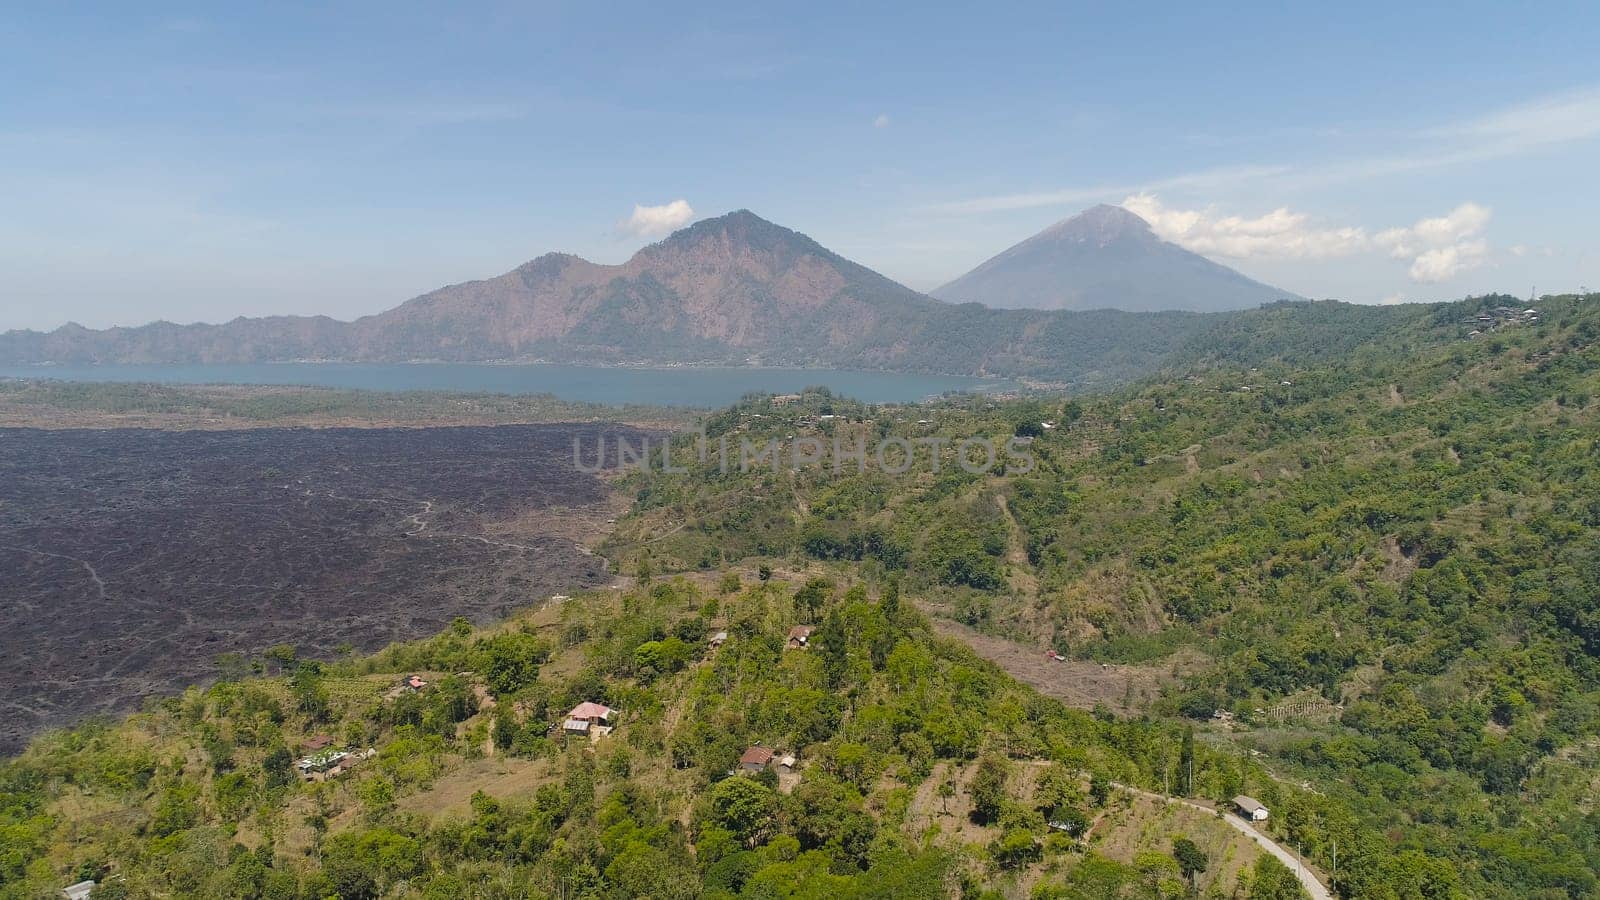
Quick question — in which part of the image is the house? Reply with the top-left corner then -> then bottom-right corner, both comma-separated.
1233,795 -> 1270,822
564,701 -> 614,736
771,394 -> 802,406
709,631 -> 729,649
62,881 -> 96,900
404,674 -> 428,691
297,749 -> 350,781
302,734 -> 333,751
740,746 -> 775,772
785,626 -> 814,650
777,753 -> 797,772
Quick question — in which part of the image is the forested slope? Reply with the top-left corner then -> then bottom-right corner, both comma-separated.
608,292 -> 1600,897
0,579 -> 1301,898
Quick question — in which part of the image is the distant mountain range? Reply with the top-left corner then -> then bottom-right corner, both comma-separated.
934,204 -> 1302,312
3,209 -> 1390,384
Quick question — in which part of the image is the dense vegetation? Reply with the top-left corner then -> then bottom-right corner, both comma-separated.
0,579 -> 1298,898
606,293 -> 1600,898
7,291 -> 1597,898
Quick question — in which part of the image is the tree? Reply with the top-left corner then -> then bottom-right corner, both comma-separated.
263,644 -> 297,674
993,828 -> 1040,868
707,776 -> 779,848
758,564 -> 773,582
1034,763 -> 1083,818
289,664 -> 329,721
881,576 -> 901,623
1178,726 -> 1195,796
969,755 -> 1009,825
358,776 -> 396,821
320,828 -> 423,900
793,577 -> 832,622
1172,837 -> 1208,888
1248,855 -> 1305,900
477,630 -> 548,695
261,745 -> 295,790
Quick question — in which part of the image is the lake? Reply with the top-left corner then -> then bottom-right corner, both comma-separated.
0,362 -> 1010,407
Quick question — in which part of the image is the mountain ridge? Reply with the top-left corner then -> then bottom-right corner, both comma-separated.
4,210 -> 1371,384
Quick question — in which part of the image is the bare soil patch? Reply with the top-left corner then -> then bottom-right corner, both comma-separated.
929,615 -> 1179,715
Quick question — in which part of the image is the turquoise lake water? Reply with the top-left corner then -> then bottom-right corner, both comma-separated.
0,363 -> 1010,407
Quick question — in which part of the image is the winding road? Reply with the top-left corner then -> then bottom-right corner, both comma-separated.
1112,782 -> 1332,899
926,609 -> 1332,898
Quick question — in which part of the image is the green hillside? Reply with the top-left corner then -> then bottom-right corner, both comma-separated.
5,292 -> 1595,899
605,293 -> 1600,898
0,579 -> 1301,898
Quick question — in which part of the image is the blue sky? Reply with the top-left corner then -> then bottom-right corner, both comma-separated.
3,2 -> 1598,330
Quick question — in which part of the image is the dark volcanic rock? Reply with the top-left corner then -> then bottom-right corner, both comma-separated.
0,423 -> 644,753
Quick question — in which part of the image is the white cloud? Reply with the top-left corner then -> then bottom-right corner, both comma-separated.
1373,203 -> 1492,282
1123,195 -> 1493,284
1122,193 -> 1368,260
620,199 -> 696,238
1373,203 -> 1490,260
873,114 -> 890,129
1406,240 -> 1489,283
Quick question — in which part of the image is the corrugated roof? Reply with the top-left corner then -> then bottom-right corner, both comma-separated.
568,701 -> 612,720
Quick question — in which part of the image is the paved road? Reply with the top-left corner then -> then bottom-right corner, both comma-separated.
1114,783 -> 1332,900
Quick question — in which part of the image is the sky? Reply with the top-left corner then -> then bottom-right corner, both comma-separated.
2,1 -> 1598,331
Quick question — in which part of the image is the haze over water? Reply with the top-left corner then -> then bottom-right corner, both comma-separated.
0,363 -> 1008,407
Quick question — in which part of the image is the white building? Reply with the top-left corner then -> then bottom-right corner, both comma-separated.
1233,795 -> 1269,821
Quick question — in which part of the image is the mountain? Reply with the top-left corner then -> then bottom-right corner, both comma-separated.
3,210 -> 1376,384
933,204 -> 1303,312
351,210 -> 951,367
0,211 -> 1208,383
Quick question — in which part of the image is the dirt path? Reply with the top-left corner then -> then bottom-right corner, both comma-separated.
994,495 -> 1039,598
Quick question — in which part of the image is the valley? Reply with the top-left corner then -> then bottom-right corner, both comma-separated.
1,291 -> 1596,899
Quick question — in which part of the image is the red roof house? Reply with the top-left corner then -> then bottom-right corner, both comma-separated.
567,702 -> 613,723
740,746 -> 776,771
